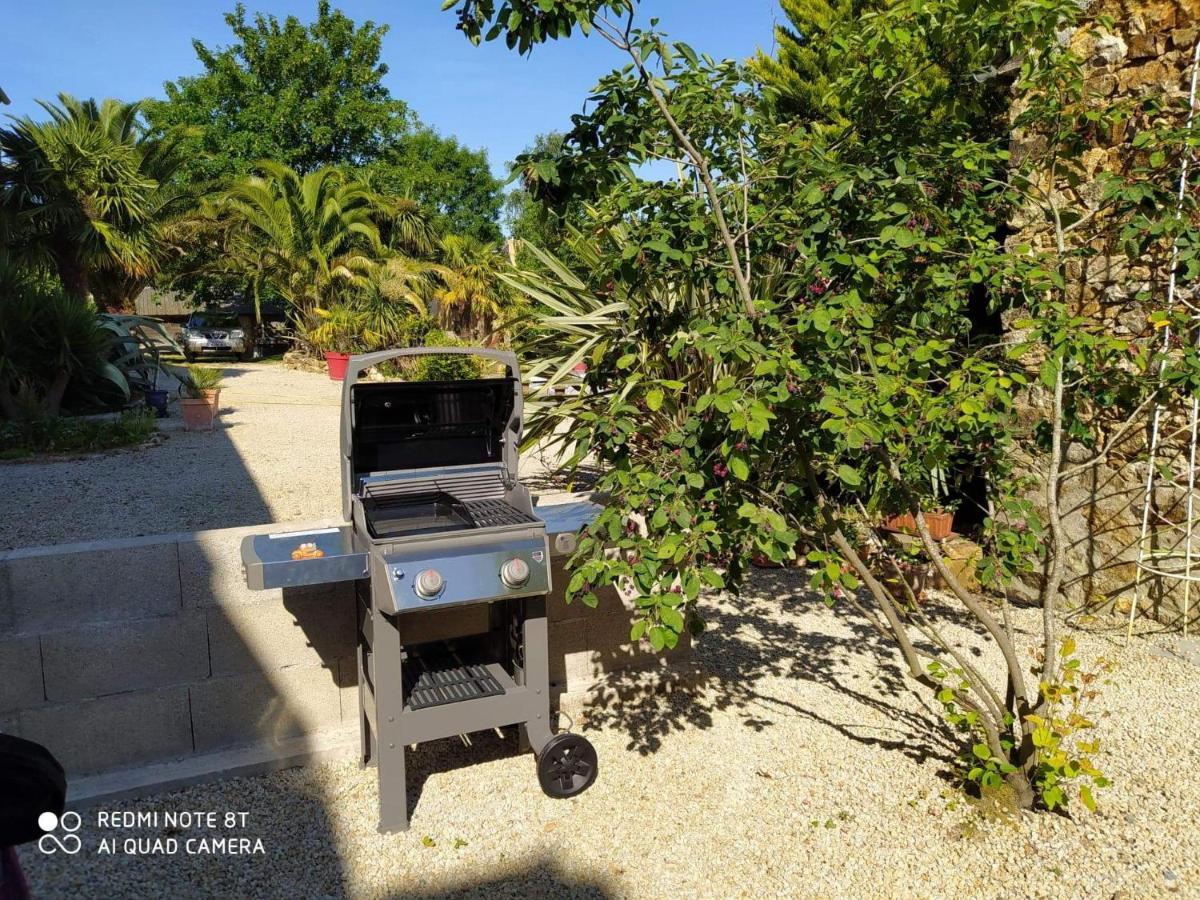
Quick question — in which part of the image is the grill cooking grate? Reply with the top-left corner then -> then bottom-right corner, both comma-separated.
463,498 -> 538,528
404,663 -> 505,710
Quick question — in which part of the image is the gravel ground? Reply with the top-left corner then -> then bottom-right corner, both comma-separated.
19,571 -> 1200,899
0,362 -> 569,550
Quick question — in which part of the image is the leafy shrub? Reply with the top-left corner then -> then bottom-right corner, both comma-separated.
0,268 -> 107,419
0,409 -> 156,459
411,330 -> 483,381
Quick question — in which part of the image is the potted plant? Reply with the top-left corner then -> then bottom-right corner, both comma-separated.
180,366 -> 223,432
882,465 -> 956,541
306,305 -> 368,381
880,546 -> 933,604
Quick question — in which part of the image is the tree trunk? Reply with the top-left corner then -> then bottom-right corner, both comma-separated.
40,369 -> 72,419
55,249 -> 90,302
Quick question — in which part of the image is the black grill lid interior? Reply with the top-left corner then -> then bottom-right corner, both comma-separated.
351,378 -> 516,476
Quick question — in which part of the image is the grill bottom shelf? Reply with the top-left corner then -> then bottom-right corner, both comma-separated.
404,662 -> 506,710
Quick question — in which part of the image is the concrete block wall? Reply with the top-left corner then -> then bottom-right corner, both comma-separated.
0,498 -> 688,791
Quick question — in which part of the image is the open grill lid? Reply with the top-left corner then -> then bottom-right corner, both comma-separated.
349,377 -> 516,476
339,348 -> 523,520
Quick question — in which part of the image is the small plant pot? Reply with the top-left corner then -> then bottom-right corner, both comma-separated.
145,389 -> 169,418
881,560 -> 931,604
201,388 -> 221,414
181,398 -> 214,432
324,351 -> 351,381
882,510 -> 955,542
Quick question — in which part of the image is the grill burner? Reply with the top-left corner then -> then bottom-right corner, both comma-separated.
240,346 -> 597,833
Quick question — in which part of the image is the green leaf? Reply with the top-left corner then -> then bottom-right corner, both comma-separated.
660,605 -> 685,632
972,743 -> 991,761
729,454 -> 750,480
649,626 -> 666,651
837,464 -> 862,487
1080,785 -> 1096,812
630,619 -> 647,642
646,388 -> 664,411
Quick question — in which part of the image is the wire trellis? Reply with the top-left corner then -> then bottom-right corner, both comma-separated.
1129,38 -> 1200,641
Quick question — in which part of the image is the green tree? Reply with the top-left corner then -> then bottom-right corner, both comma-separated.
503,131 -> 588,264
145,1 -> 409,183
216,161 -> 380,324
435,234 -> 514,340
0,94 -> 186,305
446,0 -> 1194,813
747,0 -> 876,123
367,128 -> 503,241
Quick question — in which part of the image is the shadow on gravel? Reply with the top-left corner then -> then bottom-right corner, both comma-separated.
402,729 -> 526,821
581,569 -> 977,779
408,856 -> 613,898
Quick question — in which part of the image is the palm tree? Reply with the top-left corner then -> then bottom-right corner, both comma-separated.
0,94 -> 186,305
217,162 -> 380,328
435,234 -> 514,340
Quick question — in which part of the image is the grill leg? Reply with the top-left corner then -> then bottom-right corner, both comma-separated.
357,643 -> 376,768
373,609 -> 409,833
517,599 -> 554,756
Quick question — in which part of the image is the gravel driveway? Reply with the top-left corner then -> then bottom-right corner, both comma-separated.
20,571 -> 1200,899
0,362 -> 567,550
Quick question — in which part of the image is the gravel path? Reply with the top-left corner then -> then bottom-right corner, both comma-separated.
20,571 -> 1200,899
0,362 -> 567,550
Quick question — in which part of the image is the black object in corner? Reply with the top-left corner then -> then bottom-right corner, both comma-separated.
0,735 -> 66,847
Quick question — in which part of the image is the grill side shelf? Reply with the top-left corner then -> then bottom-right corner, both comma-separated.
241,526 -> 368,590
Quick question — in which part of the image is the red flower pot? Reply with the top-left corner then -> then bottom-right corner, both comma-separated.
324,351 -> 351,381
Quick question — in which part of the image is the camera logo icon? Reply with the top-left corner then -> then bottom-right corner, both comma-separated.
37,811 -> 82,855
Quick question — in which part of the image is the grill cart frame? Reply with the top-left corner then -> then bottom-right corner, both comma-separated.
241,347 -> 596,833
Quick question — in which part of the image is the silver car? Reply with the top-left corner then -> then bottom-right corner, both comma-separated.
181,311 -> 250,362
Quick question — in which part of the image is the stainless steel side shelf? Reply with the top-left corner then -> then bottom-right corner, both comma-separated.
241,525 -> 368,590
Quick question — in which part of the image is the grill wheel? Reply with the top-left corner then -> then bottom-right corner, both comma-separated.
536,732 -> 598,799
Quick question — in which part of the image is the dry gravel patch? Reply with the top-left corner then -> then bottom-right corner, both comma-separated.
21,569 -> 1200,899
0,362 -> 571,550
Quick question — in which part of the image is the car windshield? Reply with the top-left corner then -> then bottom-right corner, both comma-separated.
189,313 -> 240,329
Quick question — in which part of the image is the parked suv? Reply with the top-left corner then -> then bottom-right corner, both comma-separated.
180,307 -> 291,362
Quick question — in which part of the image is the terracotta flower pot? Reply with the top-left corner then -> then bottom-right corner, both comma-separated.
201,388 -> 221,414
324,351 -> 351,381
181,398 -> 214,432
882,510 -> 955,541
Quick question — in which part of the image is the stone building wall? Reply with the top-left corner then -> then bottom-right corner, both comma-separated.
1005,1 -> 1200,622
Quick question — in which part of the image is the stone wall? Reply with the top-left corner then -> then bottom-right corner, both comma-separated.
0,499 -> 688,802
1006,1 -> 1200,623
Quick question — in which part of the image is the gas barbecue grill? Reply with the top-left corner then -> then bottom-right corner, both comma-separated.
241,347 -> 597,832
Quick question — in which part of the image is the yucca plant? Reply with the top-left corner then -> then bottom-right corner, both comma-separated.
501,222 -> 734,466
183,366 -> 223,399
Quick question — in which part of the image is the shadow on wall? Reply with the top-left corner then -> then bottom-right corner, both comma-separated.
576,570 -> 990,780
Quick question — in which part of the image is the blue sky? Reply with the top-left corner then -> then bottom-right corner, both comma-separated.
1,1 -> 780,178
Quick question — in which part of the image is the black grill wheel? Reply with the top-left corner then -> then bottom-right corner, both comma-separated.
536,732 -> 598,799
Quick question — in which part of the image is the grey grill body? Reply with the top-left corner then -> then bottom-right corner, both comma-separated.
240,347 -> 595,833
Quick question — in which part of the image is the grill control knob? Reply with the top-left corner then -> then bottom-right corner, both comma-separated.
501,557 -> 531,589
414,569 -> 444,599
